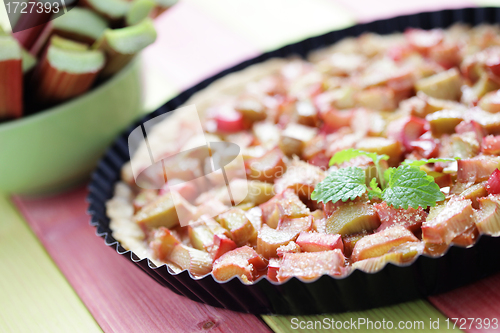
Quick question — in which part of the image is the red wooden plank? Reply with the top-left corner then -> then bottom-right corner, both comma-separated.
13,187 -> 272,333
428,273 -> 500,333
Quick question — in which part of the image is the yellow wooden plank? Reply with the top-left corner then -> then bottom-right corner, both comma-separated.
187,0 -> 355,51
0,194 -> 102,333
262,299 -> 462,333
474,0 -> 500,6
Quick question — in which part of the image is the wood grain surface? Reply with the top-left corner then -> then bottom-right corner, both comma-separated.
14,187 -> 272,333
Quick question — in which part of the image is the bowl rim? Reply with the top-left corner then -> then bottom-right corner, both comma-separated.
0,57 -> 139,132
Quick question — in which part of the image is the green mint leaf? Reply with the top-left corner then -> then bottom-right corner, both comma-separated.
311,167 -> 367,204
367,177 -> 383,200
384,167 -> 395,186
401,157 -> 460,167
329,149 -> 389,167
382,165 -> 445,209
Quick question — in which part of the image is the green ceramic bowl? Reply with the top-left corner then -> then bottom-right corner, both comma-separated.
0,59 -> 142,194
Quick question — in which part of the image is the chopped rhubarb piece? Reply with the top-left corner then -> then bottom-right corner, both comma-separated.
449,132 -> 481,159
428,42 -> 462,69
296,232 -> 344,253
52,7 -> 109,45
94,19 -> 157,77
342,232 -> 368,258
451,225 -> 479,247
277,215 -> 313,233
274,160 -> 325,198
126,0 -> 156,26
257,225 -> 301,259
252,121 -> 281,149
352,252 -> 404,273
188,223 -> 215,251
210,234 -> 237,260
215,107 -> 245,133
355,137 -> 403,166
32,44 -> 105,105
483,135 -> 500,155
409,138 -> 439,159
476,195 -> 500,236
374,202 -> 428,234
212,246 -> 266,282
235,98 -> 267,122
160,180 -> 199,202
458,182 -> 488,209
82,0 -> 131,20
279,123 -> 317,157
422,198 -> 475,244
238,180 -> 275,205
326,202 -> 380,236
388,241 -> 425,262
456,120 -> 486,143
260,189 -> 310,228
150,227 -> 180,261
405,28 -> 444,54
479,90 -> 500,113
134,192 -> 195,230
276,241 -> 301,257
387,116 -> 428,151
133,190 -> 158,212
267,258 -> 281,282
277,250 -> 346,282
426,109 -> 465,136
296,99 -> 319,126
218,208 -> 255,246
486,169 -> 500,195
0,36 -> 23,119
415,68 -> 462,101
457,156 -> 500,183
352,226 -> 419,262
428,172 -> 453,188
168,244 -> 213,276
356,87 -> 398,111
318,107 -> 355,130
486,54 -> 500,77
246,148 -> 286,183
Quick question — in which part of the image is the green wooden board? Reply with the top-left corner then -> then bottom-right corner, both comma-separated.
262,299 -> 462,333
0,194 -> 102,333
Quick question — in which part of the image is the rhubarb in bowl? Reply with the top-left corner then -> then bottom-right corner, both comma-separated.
89,7 -> 500,314
0,3 -> 165,193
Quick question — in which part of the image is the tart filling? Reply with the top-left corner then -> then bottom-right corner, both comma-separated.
107,24 -> 500,283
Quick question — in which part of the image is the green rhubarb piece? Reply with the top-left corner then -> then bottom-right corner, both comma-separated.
86,0 -> 131,19
52,7 -> 108,41
0,36 -> 21,61
415,68 -> 462,101
426,109 -> 465,136
21,49 -> 37,73
155,0 -> 179,7
100,18 -> 157,54
50,36 -> 89,52
126,0 -> 156,26
326,202 -> 380,236
47,45 -> 105,74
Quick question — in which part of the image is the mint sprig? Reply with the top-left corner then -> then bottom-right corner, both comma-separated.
311,167 -> 367,204
381,165 -> 445,209
401,157 -> 460,167
329,148 -> 389,187
329,149 -> 389,167
367,178 -> 383,200
312,149 -> 446,209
